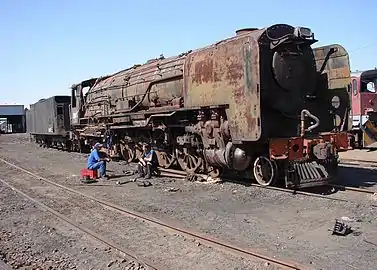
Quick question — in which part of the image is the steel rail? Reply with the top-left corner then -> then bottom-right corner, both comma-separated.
0,157 -> 305,270
329,184 -> 377,195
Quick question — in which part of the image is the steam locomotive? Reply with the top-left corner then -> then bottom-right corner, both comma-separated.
26,24 -> 352,189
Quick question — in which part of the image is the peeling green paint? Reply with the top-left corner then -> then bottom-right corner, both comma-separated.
243,44 -> 253,92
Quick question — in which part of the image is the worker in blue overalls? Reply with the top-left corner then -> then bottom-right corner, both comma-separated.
87,142 -> 110,179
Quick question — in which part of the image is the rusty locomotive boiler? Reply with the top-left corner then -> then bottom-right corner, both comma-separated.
68,24 -> 352,188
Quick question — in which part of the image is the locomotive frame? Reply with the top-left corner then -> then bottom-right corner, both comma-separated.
27,24 -> 352,189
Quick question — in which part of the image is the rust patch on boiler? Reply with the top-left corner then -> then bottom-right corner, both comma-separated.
245,103 -> 257,131
184,30 -> 262,141
233,86 -> 244,104
193,58 -> 214,84
226,61 -> 243,86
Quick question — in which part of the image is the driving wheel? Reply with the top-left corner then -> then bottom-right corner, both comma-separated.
120,143 -> 135,163
176,147 -> 202,173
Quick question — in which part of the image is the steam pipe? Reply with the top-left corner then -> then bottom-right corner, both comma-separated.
319,47 -> 337,74
112,74 -> 183,115
300,109 -> 320,136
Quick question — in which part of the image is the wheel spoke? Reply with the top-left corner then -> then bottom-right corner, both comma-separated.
156,149 -> 175,168
120,144 -> 135,163
176,147 -> 202,173
188,156 -> 194,169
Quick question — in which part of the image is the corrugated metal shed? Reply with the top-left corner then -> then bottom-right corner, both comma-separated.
0,104 -> 25,116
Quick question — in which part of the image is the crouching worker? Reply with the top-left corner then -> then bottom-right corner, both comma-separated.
88,142 -> 110,179
137,143 -> 158,179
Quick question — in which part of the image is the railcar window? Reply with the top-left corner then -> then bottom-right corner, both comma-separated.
82,86 -> 90,96
71,89 -> 77,108
352,79 -> 357,95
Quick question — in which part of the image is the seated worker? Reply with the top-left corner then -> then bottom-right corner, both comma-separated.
87,142 -> 110,179
137,143 -> 158,179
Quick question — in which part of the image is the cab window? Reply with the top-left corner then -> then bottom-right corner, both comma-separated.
352,79 -> 357,96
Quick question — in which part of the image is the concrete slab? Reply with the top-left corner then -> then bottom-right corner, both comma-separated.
339,149 -> 377,162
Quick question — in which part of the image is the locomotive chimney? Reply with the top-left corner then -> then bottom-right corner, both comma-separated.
235,28 -> 259,36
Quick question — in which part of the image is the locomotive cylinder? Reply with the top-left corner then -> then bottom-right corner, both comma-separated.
203,142 -> 251,171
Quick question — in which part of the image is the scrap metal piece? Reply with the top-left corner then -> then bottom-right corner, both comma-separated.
136,180 -> 152,187
332,219 -> 352,236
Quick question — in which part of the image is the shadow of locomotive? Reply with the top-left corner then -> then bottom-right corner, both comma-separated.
221,164 -> 377,196
299,165 -> 377,195
334,165 -> 377,188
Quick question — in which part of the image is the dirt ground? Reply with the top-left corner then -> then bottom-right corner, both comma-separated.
0,164 -> 272,270
0,180 -> 148,270
1,134 -> 377,270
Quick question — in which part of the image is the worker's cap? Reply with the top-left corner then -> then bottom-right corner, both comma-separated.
93,142 -> 103,149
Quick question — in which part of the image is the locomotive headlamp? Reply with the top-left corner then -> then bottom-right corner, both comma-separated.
294,27 -> 313,38
331,96 -> 341,109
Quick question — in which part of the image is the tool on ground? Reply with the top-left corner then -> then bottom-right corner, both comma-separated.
332,219 -> 353,236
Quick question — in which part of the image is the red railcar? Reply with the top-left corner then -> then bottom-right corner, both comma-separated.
349,69 -> 377,148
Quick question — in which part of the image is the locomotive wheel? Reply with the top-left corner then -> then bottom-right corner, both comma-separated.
151,129 -> 176,168
120,144 -> 135,163
175,147 -> 202,173
132,134 -> 151,161
253,156 -> 278,186
135,144 -> 143,161
156,150 -> 176,168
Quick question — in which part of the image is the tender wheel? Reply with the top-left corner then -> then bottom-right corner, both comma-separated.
253,156 -> 278,186
176,147 -> 202,173
120,144 -> 135,163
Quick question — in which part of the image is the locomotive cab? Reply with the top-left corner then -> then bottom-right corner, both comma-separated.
69,77 -> 102,152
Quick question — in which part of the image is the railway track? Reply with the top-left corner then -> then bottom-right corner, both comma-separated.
0,157 -> 305,270
0,177 -> 159,270
36,148 -> 377,199
158,166 -> 377,211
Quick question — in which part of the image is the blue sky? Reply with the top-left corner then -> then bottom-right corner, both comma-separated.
1,0 -> 376,106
